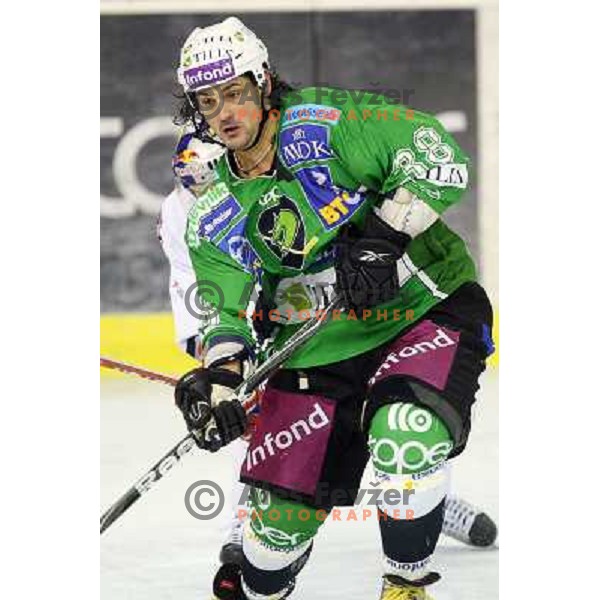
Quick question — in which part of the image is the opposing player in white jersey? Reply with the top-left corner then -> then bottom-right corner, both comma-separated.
158,133 -> 248,564
157,133 -> 497,568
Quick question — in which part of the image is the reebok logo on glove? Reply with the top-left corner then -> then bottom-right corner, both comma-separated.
357,250 -> 393,263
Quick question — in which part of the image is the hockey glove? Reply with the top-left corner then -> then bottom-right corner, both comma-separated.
174,367 -> 248,452
334,211 -> 412,312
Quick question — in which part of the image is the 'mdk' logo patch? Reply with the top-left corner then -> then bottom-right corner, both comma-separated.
257,196 -> 307,270
279,124 -> 334,168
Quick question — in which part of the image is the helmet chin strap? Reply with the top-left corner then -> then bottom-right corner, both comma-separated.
243,88 -> 270,151
231,86 -> 277,174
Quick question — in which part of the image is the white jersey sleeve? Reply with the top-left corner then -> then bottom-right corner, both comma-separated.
158,187 -> 199,352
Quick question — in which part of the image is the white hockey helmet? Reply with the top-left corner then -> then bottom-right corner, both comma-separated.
177,17 -> 269,94
172,133 -> 226,194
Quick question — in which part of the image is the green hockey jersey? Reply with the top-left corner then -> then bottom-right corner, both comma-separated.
185,87 -> 477,368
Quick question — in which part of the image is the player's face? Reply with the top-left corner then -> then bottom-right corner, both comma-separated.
196,76 -> 263,150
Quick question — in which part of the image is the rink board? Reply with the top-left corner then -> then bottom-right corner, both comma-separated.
100,310 -> 499,378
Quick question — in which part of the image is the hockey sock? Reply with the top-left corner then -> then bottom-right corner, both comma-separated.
241,540 -> 312,599
367,401 -> 452,580
240,488 -> 327,598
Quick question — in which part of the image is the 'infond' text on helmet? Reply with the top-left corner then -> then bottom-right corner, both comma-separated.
177,17 -> 270,94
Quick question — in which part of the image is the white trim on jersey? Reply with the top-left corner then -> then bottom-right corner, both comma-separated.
158,187 -> 200,350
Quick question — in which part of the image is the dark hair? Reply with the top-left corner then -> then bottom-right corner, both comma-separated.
173,67 -> 294,131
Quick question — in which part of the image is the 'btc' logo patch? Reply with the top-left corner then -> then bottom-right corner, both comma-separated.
295,165 -> 366,230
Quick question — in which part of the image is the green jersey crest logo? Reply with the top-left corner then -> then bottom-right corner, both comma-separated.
271,209 -> 299,252
257,195 -> 306,270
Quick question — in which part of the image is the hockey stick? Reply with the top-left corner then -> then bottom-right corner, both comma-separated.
100,295 -> 343,534
100,357 -> 179,386
100,356 -> 259,414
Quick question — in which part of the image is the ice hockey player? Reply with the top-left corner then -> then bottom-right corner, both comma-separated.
160,133 -> 497,568
171,17 -> 496,599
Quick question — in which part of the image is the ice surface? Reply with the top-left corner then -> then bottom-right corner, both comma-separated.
101,371 -> 498,599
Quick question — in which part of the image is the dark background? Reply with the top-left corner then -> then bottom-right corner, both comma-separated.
101,10 -> 477,312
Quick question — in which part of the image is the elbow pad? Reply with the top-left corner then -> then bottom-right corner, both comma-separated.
375,187 -> 438,237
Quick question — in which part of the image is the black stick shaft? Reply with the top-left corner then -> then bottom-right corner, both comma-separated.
100,432 -> 198,534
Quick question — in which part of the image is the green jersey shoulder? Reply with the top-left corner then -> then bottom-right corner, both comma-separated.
278,87 -> 469,214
